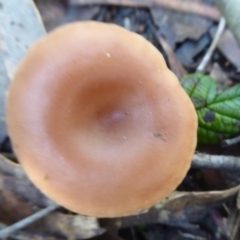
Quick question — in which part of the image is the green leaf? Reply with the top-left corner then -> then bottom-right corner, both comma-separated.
181,73 -> 240,144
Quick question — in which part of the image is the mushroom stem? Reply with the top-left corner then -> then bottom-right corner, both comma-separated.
197,17 -> 226,73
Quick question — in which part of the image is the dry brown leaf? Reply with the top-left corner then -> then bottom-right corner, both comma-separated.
236,192 -> 240,210
225,205 -> 240,240
0,0 -> 46,146
34,0 -> 100,31
152,7 -> 212,48
210,27 -> 240,70
210,63 -> 231,90
142,225 -> 208,240
155,187 -> 240,225
69,0 -> 221,21
101,185 -> 240,229
64,6 -> 100,24
34,0 -> 66,31
0,0 -> 46,78
34,212 -> 105,239
231,213 -> 240,240
158,36 -> 187,78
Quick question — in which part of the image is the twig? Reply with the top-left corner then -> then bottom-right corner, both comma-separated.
231,211 -> 240,240
0,223 -> 54,240
197,17 -> 226,73
179,232 -> 205,240
222,135 -> 240,147
158,36 -> 187,78
69,0 -> 221,21
0,152 -> 18,162
0,204 -> 59,239
192,153 -> 240,171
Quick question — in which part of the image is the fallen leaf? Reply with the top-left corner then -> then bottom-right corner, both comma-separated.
175,34 -> 211,66
65,5 -> 100,23
210,63 -> 231,90
0,0 -> 46,146
34,0 -> 66,31
0,0 -> 46,78
101,185 -> 240,229
142,225 -> 208,240
37,212 -> 105,239
210,27 -> 240,71
152,7 -> 212,48
158,36 -> 187,78
69,0 -> 221,21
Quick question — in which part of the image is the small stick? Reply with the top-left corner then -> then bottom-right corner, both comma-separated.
197,17 -> 226,73
0,204 -> 59,239
158,36 -> 187,78
192,153 -> 240,171
222,135 -> 240,147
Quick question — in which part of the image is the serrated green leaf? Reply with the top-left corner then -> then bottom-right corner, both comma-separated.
181,73 -> 240,144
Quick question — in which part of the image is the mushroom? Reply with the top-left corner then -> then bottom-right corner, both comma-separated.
6,21 -> 197,217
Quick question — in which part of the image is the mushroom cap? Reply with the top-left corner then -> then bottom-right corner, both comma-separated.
7,21 -> 197,217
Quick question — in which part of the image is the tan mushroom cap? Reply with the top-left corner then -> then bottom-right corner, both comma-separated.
7,21 -> 197,217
